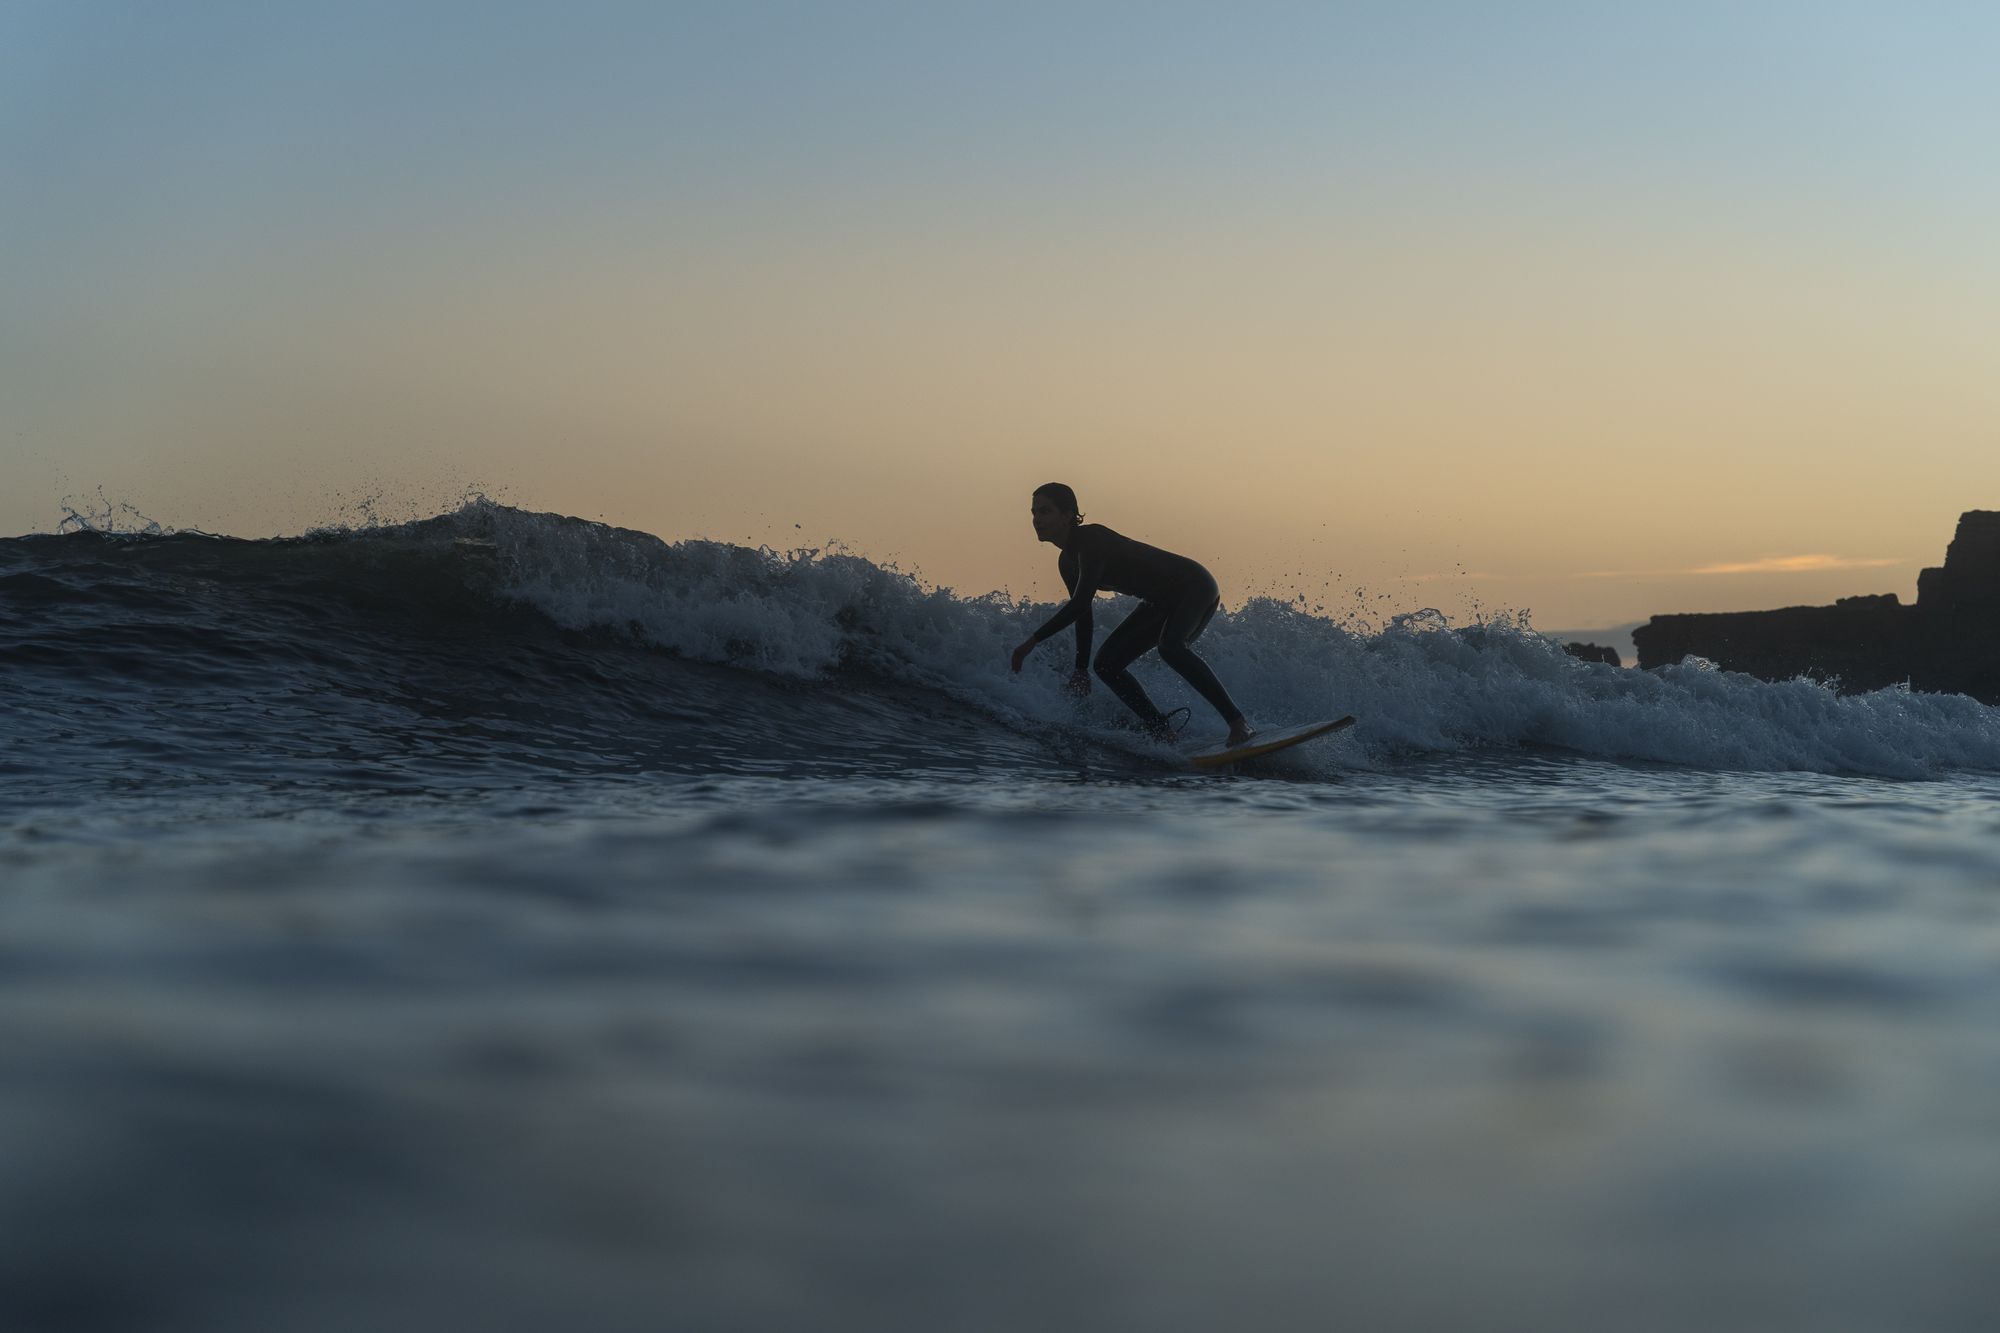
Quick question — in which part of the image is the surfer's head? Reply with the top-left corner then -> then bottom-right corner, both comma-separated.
1031,483 -> 1082,545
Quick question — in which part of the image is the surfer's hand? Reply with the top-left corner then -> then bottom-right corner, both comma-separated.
1010,639 -> 1035,673
1064,668 -> 1091,697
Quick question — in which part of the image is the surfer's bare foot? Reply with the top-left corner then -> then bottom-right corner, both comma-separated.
1226,720 -> 1255,747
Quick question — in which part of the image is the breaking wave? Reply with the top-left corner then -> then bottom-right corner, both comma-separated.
5,499 -> 1998,791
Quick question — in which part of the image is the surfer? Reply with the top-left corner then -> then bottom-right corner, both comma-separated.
1011,483 -> 1254,747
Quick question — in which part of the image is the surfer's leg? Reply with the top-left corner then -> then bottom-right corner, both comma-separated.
1093,603 -> 1173,735
1157,590 -> 1250,741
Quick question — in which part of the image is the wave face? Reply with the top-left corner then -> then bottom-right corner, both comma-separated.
4,500 -> 1999,805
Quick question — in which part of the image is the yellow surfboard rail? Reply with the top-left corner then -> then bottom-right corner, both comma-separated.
1187,716 -> 1355,769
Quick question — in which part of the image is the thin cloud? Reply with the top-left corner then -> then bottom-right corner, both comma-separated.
1689,554 -> 1904,576
1575,555 -> 1905,579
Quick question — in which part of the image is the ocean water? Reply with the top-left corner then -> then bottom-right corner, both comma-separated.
6,500 -> 2000,1332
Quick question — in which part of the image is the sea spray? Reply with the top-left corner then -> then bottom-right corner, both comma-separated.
8,498 -> 1999,779
451,503 -> 2000,777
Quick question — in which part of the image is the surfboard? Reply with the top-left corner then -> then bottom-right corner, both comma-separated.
1187,716 -> 1355,769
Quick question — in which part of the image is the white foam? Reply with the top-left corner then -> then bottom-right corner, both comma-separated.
442,502 -> 2000,779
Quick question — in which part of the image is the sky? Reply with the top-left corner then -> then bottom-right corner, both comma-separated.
5,1 -> 1998,630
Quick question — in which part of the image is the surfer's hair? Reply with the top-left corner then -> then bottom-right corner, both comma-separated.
1032,482 -> 1082,522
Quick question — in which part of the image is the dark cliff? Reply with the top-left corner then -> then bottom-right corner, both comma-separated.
1562,642 -> 1622,668
1632,511 -> 2000,703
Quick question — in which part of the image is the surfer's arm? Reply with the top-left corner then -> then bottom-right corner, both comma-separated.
1028,545 -> 1102,648
1012,540 -> 1100,683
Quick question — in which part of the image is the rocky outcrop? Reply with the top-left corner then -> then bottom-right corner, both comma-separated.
1917,510 -> 2000,615
1632,511 -> 2000,703
1562,642 -> 1622,668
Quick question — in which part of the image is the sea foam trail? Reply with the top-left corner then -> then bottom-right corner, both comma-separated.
452,502 -> 2000,779
12,499 -> 1999,781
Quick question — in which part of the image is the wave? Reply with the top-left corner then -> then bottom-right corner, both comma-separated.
5,499 -> 1998,787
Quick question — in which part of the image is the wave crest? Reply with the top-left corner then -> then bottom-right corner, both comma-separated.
7,499 -> 1998,779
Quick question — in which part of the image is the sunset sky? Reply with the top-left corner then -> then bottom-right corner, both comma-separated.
6,2 -> 1998,630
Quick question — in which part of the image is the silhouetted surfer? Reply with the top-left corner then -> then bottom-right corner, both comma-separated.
1010,483 -> 1254,747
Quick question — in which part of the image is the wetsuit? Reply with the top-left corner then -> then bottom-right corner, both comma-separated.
1029,523 -> 1244,733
